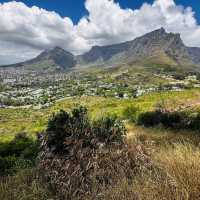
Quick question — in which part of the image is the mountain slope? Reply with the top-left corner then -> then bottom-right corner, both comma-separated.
187,47 -> 200,64
1,47 -> 76,72
77,28 -> 195,67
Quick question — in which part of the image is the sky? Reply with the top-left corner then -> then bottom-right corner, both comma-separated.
0,0 -> 200,64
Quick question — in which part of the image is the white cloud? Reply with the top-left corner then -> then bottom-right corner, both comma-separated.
0,0 -> 200,64
77,0 -> 200,47
0,1 -> 89,64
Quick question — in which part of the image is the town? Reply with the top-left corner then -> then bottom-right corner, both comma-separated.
1,67 -> 200,109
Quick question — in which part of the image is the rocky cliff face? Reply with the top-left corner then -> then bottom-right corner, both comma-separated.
76,41 -> 132,65
77,28 -> 192,66
187,47 -> 200,64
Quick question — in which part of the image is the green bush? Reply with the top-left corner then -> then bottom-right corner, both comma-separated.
137,111 -> 163,127
187,112 -> 200,130
0,133 -> 39,176
161,112 -> 185,128
0,156 -> 17,175
0,133 -> 38,158
123,105 -> 139,122
137,110 -> 200,131
45,107 -> 126,154
93,115 -> 126,144
46,107 -> 90,153
0,156 -> 33,176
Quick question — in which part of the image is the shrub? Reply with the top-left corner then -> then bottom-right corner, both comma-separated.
46,107 -> 90,153
161,112 -> 185,128
0,133 -> 39,176
187,112 -> 200,130
93,115 -> 126,144
137,111 -> 163,127
45,107 -> 125,154
0,156 -> 17,175
123,105 -> 139,122
38,107 -> 144,200
0,156 -> 33,176
137,110 -> 200,131
0,133 -> 37,158
46,109 -> 72,152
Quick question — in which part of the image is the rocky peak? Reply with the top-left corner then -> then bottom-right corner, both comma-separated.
141,27 -> 167,40
151,27 -> 166,35
26,46 -> 76,70
158,27 -> 166,33
40,47 -> 73,58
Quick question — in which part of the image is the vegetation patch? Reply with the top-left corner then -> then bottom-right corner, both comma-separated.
0,133 -> 39,176
137,110 -> 200,131
38,107 -> 151,200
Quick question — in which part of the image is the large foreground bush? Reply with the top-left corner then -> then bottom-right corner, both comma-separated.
38,107 -> 151,200
44,107 -> 126,153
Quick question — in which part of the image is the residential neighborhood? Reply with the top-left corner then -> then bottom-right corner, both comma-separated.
1,67 -> 200,108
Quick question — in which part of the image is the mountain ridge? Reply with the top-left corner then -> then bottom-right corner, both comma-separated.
1,28 -> 200,71
77,28 -> 193,67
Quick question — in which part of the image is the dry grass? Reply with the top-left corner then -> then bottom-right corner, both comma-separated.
132,143 -> 200,200
0,169 -> 57,200
98,145 -> 200,200
156,144 -> 200,199
1,124 -> 200,200
88,123 -> 200,200
127,124 -> 200,200
86,179 -> 138,200
126,123 -> 200,146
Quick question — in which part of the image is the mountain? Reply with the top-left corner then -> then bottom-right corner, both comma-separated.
187,47 -> 200,64
77,28 -> 195,67
1,28 -> 200,71
1,47 -> 76,72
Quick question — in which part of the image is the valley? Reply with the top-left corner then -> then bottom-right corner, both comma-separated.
1,63 -> 200,108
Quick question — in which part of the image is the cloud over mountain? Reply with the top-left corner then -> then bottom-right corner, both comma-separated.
0,0 -> 200,64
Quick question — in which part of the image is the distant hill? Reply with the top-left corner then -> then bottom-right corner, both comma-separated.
1,28 -> 200,72
0,47 -> 76,72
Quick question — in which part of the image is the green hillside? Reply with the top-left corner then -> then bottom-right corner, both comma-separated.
1,88 -> 200,141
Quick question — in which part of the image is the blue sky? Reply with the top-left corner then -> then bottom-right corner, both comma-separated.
0,0 -> 200,64
0,0 -> 199,24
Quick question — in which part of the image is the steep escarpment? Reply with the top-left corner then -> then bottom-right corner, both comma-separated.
78,28 -> 193,66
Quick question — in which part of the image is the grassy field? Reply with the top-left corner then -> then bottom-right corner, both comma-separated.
1,88 -> 200,142
1,116 -> 200,199
1,88 -> 200,199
